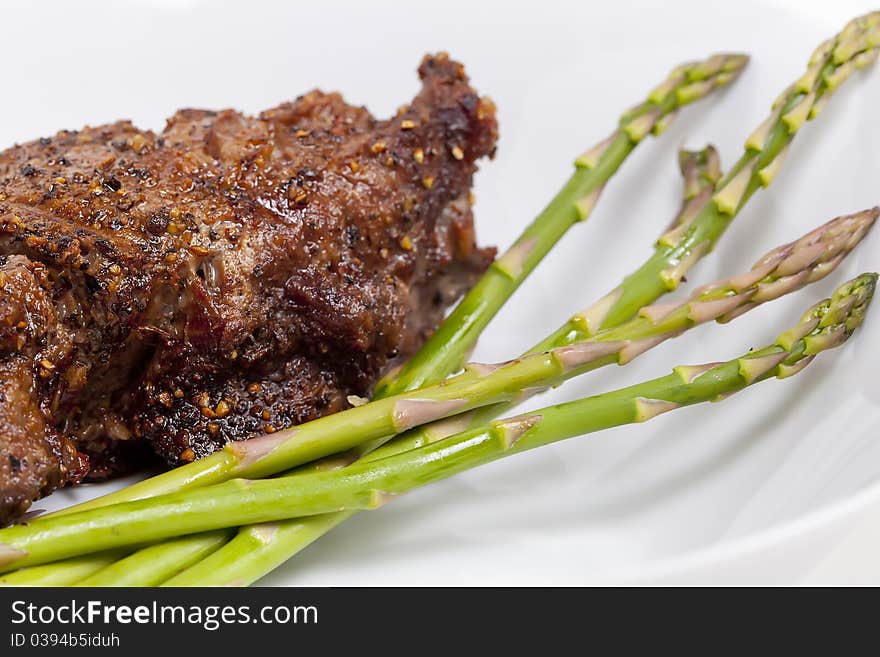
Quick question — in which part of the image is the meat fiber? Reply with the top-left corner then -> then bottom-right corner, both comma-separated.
0,53 -> 497,523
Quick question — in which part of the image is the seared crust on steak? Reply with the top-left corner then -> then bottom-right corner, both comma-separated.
0,256 -> 89,521
0,53 -> 496,522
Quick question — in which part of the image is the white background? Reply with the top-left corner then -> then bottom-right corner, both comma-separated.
6,0 -> 880,584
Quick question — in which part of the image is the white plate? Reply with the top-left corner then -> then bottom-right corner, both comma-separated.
9,0 -> 880,585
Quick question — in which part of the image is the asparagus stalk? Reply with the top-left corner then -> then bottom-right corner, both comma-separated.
373,53 -> 748,398
83,146 -> 723,587
367,206 -> 878,456
23,13 -> 880,583
563,11 -> 880,334
8,150 -> 733,591
9,209 -> 877,579
355,9 -> 880,463
338,146 -> 723,464
38,53 -> 746,520
2,273 -> 872,570
0,550 -> 125,586
50,10 -> 880,513
165,514 -> 352,587
75,530 -> 231,587
45,205 -> 877,587
28,12 -> 880,585
162,206 -> 876,587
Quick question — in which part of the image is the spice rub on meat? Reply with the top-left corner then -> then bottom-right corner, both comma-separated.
0,53 -> 498,524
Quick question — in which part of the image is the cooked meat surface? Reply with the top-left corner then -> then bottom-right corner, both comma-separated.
0,53 -> 497,524
0,256 -> 90,519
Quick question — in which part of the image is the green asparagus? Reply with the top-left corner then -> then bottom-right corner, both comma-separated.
567,11 -> 880,332
1,272 -> 872,570
36,52 -> 746,519
0,550 -> 125,586
7,146 -> 732,591
75,531 -> 232,587
357,9 -> 880,464
67,202 -> 878,587
160,208 -> 875,586
75,145 -> 724,587
14,12 -> 880,586
51,10 -> 880,513
373,53 -> 747,398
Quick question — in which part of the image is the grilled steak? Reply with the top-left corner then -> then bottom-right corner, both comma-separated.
0,53 -> 497,524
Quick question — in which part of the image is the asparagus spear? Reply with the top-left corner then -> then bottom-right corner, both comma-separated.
23,13 -> 880,583
158,208 -> 875,586
311,10 -> 880,467
35,53 -> 745,520
44,205 -> 878,587
8,209 -> 877,578
374,53 -> 748,398
0,550 -> 125,586
69,146 -> 724,588
26,13 -> 880,585
340,146 -> 724,463
389,9 -> 880,457
76,530 -> 231,587
50,10 -> 880,513
2,272 -> 872,570
562,11 -> 880,333
3,144 -> 734,592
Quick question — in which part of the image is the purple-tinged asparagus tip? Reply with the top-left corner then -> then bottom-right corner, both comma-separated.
776,317 -> 821,351
803,325 -> 847,355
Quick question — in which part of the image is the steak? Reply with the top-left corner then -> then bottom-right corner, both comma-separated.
0,53 -> 497,524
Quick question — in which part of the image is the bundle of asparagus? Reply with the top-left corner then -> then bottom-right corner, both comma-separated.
1,11 -> 878,587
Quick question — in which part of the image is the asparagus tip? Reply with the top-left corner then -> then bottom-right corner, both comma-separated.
776,317 -> 820,351
776,356 -> 815,379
